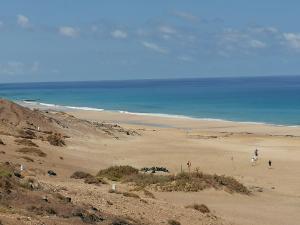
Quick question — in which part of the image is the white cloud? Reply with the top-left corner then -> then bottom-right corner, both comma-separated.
249,39 -> 266,48
141,41 -> 168,54
283,33 -> 300,49
111,29 -> 128,39
0,61 -> 39,75
17,14 -> 30,28
59,26 -> 79,38
248,26 -> 278,34
159,26 -> 176,34
173,11 -> 199,22
219,29 -> 267,53
177,55 -> 194,62
162,34 -> 171,40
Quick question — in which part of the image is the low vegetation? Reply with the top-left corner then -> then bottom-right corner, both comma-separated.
71,171 -> 93,179
71,171 -> 107,185
16,147 -> 47,157
97,166 -> 139,181
84,176 -> 107,185
168,219 -> 181,225
143,189 -> 155,199
109,189 -> 140,199
186,204 -> 210,214
0,162 -> 140,225
98,165 -> 249,194
15,138 -> 39,147
141,166 -> 169,173
122,192 -> 140,199
20,156 -> 35,162
47,133 -> 65,146
0,167 -> 11,178
18,129 -> 36,139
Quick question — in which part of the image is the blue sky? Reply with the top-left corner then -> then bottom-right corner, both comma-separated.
1,0 -> 300,83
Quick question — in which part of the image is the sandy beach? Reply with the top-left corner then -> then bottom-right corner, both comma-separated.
69,109 -> 300,225
1,101 -> 300,225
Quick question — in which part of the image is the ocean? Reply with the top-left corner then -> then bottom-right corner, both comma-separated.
1,76 -> 300,126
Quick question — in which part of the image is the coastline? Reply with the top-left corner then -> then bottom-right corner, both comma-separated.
19,100 -> 300,136
19,100 -> 300,127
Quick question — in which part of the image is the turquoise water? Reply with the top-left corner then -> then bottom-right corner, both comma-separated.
1,76 -> 300,126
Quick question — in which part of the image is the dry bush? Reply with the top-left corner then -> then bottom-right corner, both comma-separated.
143,189 -> 155,199
123,173 -> 172,188
17,147 -> 47,157
97,166 -> 139,181
19,177 -> 41,190
111,218 -> 134,225
70,171 -> 93,179
15,138 -> 38,147
47,133 -> 65,146
186,204 -> 210,213
168,219 -> 181,225
97,165 -> 249,194
84,176 -> 107,185
71,171 -> 107,185
125,171 -> 249,194
20,156 -> 34,162
109,189 -> 140,199
54,193 -> 72,203
162,172 -> 249,194
18,129 -> 36,139
108,189 -> 123,195
122,192 -> 140,199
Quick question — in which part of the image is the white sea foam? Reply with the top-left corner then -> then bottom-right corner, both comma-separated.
20,101 -> 104,112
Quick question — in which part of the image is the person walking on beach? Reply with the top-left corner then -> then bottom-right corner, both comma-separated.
251,156 -> 256,166
268,160 -> 272,168
255,149 -> 258,157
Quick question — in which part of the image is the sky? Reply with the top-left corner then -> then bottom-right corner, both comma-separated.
1,0 -> 300,83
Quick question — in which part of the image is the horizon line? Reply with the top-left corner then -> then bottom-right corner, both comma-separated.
1,74 -> 300,85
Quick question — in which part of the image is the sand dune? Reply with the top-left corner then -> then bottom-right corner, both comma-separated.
1,100 -> 300,225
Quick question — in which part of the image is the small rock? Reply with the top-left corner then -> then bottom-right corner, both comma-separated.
48,170 -> 57,176
14,172 -> 24,179
0,138 -> 5,145
107,200 -> 113,205
42,196 -> 48,202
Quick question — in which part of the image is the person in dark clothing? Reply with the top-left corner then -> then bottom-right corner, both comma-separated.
268,160 -> 272,168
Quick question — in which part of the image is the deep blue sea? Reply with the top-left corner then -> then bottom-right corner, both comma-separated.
1,76 -> 300,126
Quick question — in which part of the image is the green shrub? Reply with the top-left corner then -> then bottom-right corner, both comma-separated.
98,166 -> 249,194
97,166 -> 138,181
0,168 -> 11,177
